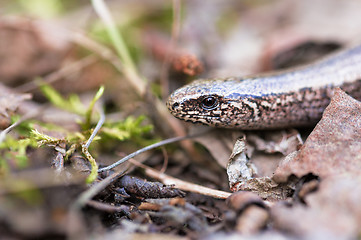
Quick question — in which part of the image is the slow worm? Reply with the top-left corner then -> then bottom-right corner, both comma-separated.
167,44 -> 361,129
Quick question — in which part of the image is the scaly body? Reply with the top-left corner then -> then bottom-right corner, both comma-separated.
166,45 -> 361,129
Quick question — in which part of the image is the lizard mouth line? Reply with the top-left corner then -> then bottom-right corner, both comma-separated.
182,115 -> 220,120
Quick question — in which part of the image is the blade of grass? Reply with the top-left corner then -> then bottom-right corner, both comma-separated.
160,0 -> 181,99
84,85 -> 104,130
85,2 -> 203,163
91,0 -> 146,95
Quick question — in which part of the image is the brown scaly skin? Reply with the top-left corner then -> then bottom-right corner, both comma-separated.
167,45 -> 361,129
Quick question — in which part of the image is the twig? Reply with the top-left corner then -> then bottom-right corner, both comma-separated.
98,130 -> 208,173
85,106 -> 105,149
86,200 -> 130,214
82,107 -> 105,183
138,202 -> 162,211
129,159 -> 232,199
159,147 -> 168,173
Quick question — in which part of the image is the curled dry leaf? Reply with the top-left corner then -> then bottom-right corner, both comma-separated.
273,88 -> 361,183
230,177 -> 294,201
194,128 -> 301,172
227,136 -> 257,188
246,129 -> 303,156
246,129 -> 303,178
225,132 -> 300,200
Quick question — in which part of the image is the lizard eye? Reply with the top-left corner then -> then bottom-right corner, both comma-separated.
201,96 -> 219,110
172,102 -> 179,110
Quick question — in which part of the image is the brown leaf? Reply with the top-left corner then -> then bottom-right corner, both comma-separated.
246,129 -> 303,178
274,88 -> 361,182
231,177 -> 293,201
224,131 -> 301,198
246,129 -> 303,156
0,17 -> 69,85
271,175 -> 361,238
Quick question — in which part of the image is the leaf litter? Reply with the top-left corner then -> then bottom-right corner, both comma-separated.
1,0 -> 361,239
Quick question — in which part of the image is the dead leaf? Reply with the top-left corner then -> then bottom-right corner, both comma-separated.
274,88 -> 361,182
230,177 -> 293,201
224,131 -> 301,198
246,130 -> 303,156
271,175 -> 361,239
227,136 -> 257,188
0,17 -> 70,85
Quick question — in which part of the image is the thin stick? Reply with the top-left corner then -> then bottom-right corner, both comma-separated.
159,147 -> 168,173
82,107 -> 105,183
98,130 -> 208,173
86,200 -> 130,214
129,159 -> 232,199
84,107 -> 105,149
